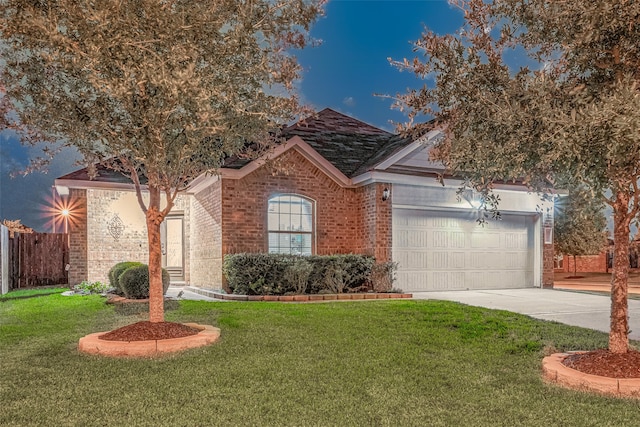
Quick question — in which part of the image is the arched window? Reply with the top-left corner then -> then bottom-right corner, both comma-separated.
267,194 -> 314,255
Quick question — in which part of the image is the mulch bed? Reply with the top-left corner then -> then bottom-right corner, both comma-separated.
563,349 -> 640,378
99,321 -> 200,341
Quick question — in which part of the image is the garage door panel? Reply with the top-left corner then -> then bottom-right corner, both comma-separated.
451,232 -> 465,248
472,232 -> 500,248
393,209 -> 535,292
449,252 -> 465,269
396,250 -> 429,270
433,231 -> 447,247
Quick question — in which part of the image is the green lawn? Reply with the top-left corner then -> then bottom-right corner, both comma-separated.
0,287 -> 67,301
1,293 -> 639,426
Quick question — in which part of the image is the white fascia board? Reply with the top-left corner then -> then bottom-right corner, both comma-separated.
352,170 -> 539,194
53,178 -> 141,192
187,173 -> 220,194
55,174 -> 220,196
389,203 -> 535,216
352,171 -> 444,187
374,129 -> 444,171
220,135 -> 353,187
55,184 -> 69,196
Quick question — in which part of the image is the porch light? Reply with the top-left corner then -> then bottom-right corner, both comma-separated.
60,208 -> 70,234
464,189 -> 482,209
382,187 -> 390,201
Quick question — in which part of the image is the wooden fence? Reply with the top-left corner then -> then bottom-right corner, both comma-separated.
4,230 -> 69,290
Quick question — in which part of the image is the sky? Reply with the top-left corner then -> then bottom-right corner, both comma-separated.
0,1 -> 465,231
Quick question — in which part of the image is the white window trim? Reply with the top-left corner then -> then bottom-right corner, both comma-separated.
267,193 -> 316,255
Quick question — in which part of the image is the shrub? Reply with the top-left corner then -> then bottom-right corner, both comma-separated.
108,261 -> 144,295
223,253 -> 375,295
282,258 -> 313,294
369,262 -> 399,293
74,280 -> 110,294
118,265 -> 171,300
307,254 -> 375,294
223,253 -> 291,295
321,257 -> 347,294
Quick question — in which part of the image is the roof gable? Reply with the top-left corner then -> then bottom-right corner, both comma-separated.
281,108 -> 410,178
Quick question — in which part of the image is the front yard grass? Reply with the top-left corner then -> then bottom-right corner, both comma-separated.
1,293 -> 639,426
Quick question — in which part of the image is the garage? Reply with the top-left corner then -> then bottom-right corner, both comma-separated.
393,208 -> 536,292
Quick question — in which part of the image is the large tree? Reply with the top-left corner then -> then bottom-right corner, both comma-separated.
554,188 -> 608,276
0,0 -> 324,323
394,0 -> 640,353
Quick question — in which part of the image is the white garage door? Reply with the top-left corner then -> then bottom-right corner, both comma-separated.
393,209 -> 535,292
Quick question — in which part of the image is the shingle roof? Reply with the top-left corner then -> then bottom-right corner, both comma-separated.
56,108 -> 415,184
281,108 -> 412,178
56,162 -> 143,184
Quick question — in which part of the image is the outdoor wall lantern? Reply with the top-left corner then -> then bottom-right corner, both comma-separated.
544,227 -> 553,244
463,189 -> 482,209
381,187 -> 390,201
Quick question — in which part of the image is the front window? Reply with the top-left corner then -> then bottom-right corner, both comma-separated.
268,194 -> 313,255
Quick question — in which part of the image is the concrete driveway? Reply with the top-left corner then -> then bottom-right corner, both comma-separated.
413,288 -> 640,341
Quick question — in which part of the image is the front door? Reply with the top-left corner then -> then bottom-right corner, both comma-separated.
161,214 -> 184,282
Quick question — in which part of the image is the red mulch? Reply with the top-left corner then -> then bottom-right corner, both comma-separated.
563,349 -> 640,378
99,321 -> 200,341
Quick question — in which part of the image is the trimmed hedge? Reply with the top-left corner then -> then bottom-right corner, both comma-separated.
119,265 -> 171,300
108,261 -> 144,295
223,253 -> 377,295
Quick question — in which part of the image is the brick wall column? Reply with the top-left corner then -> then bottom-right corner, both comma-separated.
374,183 -> 392,263
68,188 -> 88,286
542,212 -> 554,288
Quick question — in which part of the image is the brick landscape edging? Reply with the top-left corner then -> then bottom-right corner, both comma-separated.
208,292 -> 413,302
78,323 -> 221,357
542,352 -> 640,398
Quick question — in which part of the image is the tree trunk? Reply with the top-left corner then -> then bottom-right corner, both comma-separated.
609,191 -> 631,354
146,185 -> 165,323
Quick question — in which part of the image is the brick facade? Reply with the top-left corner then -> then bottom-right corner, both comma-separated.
356,183 -> 392,262
68,188 -> 88,285
65,151 -> 394,289
557,252 -> 609,274
189,180 -> 223,288
221,150 -> 381,258
542,212 -> 555,288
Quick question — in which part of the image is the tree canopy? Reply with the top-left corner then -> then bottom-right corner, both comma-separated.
0,0 -> 324,322
394,0 -> 640,353
554,188 -> 608,275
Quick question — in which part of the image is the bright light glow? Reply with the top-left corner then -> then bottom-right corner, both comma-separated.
41,191 -> 83,234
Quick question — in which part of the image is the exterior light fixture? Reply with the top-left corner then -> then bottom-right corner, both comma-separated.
464,189 -> 482,209
382,187 -> 390,201
60,208 -> 70,234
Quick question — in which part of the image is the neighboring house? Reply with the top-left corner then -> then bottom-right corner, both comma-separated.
554,252 -> 610,274
555,239 -> 640,274
55,108 -> 555,292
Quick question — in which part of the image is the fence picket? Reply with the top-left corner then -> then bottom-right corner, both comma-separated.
8,232 -> 69,289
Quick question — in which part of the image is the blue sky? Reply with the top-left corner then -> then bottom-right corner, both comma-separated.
0,0 -> 464,231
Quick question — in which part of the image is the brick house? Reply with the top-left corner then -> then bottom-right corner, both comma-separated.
554,239 -> 640,274
55,108 -> 555,292
554,252 -> 610,274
